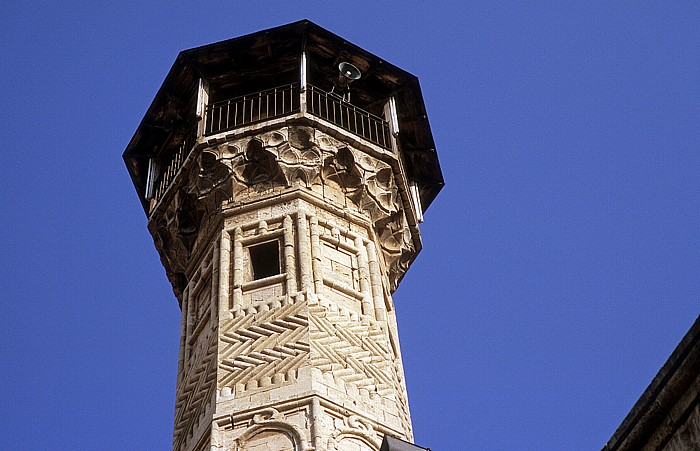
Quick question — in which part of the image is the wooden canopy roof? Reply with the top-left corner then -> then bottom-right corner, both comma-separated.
123,20 -> 443,213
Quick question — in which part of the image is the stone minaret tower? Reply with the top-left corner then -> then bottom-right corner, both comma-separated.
123,21 -> 443,451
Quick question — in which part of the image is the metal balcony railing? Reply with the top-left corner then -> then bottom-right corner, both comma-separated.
204,83 -> 300,135
307,84 -> 391,150
149,83 -> 394,210
204,83 -> 392,151
150,130 -> 195,205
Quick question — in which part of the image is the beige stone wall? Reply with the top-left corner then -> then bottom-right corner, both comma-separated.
154,121 -> 418,451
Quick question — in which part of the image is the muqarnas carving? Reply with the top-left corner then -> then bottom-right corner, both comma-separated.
214,126 -> 415,290
153,125 -> 416,292
151,150 -> 232,294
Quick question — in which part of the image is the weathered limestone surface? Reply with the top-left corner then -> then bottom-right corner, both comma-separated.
159,123 -> 417,451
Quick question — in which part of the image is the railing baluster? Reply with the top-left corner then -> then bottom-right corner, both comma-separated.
353,110 -> 357,136
242,96 -> 246,128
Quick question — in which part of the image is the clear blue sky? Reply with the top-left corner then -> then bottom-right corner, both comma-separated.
1,2 -> 698,450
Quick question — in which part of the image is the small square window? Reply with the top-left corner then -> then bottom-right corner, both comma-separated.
248,240 -> 281,280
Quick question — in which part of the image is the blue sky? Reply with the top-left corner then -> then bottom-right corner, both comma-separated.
1,2 -> 698,450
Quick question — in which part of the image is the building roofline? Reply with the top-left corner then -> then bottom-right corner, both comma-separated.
602,315 -> 700,450
123,20 -> 443,215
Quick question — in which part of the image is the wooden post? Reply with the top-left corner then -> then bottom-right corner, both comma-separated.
196,78 -> 210,137
300,52 -> 307,113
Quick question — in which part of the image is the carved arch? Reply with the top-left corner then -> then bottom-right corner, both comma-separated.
331,434 -> 380,451
327,415 -> 382,451
235,426 -> 297,451
233,408 -> 310,451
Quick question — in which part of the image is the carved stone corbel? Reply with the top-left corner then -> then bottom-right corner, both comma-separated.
231,138 -> 286,193
276,126 -> 323,187
186,150 -> 232,211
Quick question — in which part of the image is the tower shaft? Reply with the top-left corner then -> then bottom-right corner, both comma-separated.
123,21 -> 443,451
166,123 -> 414,450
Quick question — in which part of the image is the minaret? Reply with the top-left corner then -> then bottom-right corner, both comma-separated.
123,21 -> 443,451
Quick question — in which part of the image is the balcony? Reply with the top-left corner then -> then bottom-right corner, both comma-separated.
204,83 -> 301,136
148,83 -> 392,211
205,83 -> 391,150
306,84 -> 391,149
124,22 -> 443,218
148,128 -> 197,207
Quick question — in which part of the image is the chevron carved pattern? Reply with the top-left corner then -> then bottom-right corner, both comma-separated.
308,303 -> 412,432
218,299 -> 310,392
173,331 -> 217,450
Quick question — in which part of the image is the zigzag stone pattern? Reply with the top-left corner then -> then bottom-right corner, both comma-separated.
173,331 -> 217,451
309,301 -> 413,437
218,296 -> 310,394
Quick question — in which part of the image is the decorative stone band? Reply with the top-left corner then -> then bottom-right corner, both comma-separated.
150,124 -> 418,294
212,396 -> 412,451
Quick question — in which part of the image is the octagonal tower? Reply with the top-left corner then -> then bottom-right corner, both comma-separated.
123,20 -> 443,451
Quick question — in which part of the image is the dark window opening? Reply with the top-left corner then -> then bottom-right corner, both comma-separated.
249,240 -> 281,280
